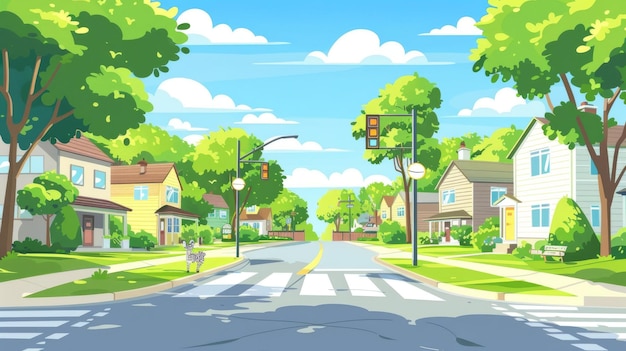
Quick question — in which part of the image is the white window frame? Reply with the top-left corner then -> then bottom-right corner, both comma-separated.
134,185 -> 149,200
70,164 -> 84,186
530,148 -> 550,176
94,170 -> 106,189
490,187 -> 507,206
531,203 -> 550,227
442,189 -> 456,205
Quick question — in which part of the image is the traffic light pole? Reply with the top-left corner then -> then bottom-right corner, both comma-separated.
365,110 -> 420,266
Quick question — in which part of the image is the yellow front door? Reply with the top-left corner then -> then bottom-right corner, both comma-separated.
505,207 -> 515,241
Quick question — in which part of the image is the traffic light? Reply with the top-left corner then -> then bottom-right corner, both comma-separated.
365,115 -> 380,149
260,162 -> 269,180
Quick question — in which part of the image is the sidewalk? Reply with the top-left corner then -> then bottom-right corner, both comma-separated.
0,245 -> 266,307
350,242 -> 626,308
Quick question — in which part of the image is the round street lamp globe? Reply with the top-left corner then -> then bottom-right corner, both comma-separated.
232,177 -> 246,191
408,162 -> 426,180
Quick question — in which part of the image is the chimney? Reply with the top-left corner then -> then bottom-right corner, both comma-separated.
578,101 -> 597,114
138,159 -> 147,174
458,141 -> 471,160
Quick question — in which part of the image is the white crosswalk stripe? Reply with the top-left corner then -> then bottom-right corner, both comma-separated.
175,271 -> 445,301
0,309 -> 92,341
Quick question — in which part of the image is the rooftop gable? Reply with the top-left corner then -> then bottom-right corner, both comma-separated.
53,137 -> 114,164
435,160 -> 513,189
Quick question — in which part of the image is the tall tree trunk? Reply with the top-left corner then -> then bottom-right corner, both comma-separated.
598,176 -> 615,257
45,214 -> 51,246
0,150 -> 19,258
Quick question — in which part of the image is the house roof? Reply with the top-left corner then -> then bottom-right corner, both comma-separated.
436,160 -> 513,189
240,207 -> 272,221
425,210 -> 472,221
111,162 -> 179,185
507,117 -> 626,159
399,192 -> 439,204
203,193 -> 228,209
53,137 -> 114,164
73,196 -> 132,212
382,196 -> 395,207
155,205 -> 199,219
493,193 -> 521,206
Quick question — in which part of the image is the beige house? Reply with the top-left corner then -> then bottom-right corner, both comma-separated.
0,137 -> 131,247
240,205 -> 272,235
379,192 -> 439,232
111,160 -> 198,245
426,142 -> 513,242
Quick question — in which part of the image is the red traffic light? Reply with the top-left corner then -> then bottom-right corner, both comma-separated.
260,162 -> 269,180
365,115 -> 380,149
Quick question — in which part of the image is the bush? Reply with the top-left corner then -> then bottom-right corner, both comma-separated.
354,227 -> 364,233
11,237 -> 68,254
50,205 -> 82,252
378,220 -> 406,244
239,226 -> 259,242
197,225 -> 215,245
91,268 -> 108,279
512,241 -> 533,259
549,196 -> 600,262
471,216 -> 499,252
357,236 -> 379,241
451,225 -> 472,246
181,225 -> 197,243
129,230 -> 156,250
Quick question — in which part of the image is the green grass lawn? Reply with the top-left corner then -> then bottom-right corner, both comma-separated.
357,240 -> 482,257
0,252 -> 182,282
29,257 -> 242,297
454,254 -> 626,286
384,258 -> 573,296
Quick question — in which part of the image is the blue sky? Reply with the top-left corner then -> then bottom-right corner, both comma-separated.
144,0 -> 557,234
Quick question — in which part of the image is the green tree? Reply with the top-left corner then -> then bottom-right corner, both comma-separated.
0,0 -> 189,257
471,0 -> 626,256
549,197 -> 600,261
316,189 -> 344,232
358,182 -> 396,224
266,189 -> 308,230
16,171 -> 78,246
186,128 -> 286,228
296,222 -> 319,241
472,126 -> 523,163
351,73 -> 442,243
50,205 -> 82,251
337,189 -> 362,231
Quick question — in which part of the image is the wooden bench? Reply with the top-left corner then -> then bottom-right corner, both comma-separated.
531,245 -> 567,262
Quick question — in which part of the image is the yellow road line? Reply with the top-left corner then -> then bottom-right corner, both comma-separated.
297,242 -> 324,275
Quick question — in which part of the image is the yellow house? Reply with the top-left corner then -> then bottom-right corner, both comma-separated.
379,193 -> 439,232
111,160 -> 198,245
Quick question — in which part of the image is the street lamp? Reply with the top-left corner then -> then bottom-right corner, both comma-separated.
408,161 -> 425,267
234,135 -> 298,258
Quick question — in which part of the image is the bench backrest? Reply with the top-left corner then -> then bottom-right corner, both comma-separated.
544,245 -> 567,251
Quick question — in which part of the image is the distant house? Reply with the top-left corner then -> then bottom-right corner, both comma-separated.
504,103 -> 626,247
378,192 -> 439,232
111,160 -> 199,245
240,205 -> 272,235
203,192 -> 230,232
426,141 -> 513,242
0,137 -> 131,247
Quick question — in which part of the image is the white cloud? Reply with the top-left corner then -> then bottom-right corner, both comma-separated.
167,118 -> 209,131
268,29 -> 451,66
262,138 -> 348,153
235,113 -> 299,125
177,9 -> 287,45
457,87 -> 546,117
284,168 -> 391,188
420,17 -> 482,36
150,78 -> 271,113
183,134 -> 205,145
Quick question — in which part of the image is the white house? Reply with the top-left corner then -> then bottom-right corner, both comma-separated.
240,205 -> 272,235
501,103 -> 626,247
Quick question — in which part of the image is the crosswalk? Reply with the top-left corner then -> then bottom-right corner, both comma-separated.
0,308 -> 108,346
174,271 -> 444,301
493,303 -> 626,350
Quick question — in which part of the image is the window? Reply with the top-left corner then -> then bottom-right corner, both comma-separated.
165,186 -> 179,203
397,206 -> 405,217
591,205 -> 600,227
94,170 -> 106,189
208,210 -> 216,218
491,187 -> 507,206
70,165 -> 84,185
134,185 -> 148,200
246,205 -> 256,213
442,190 -> 456,205
590,160 -> 598,175
252,222 -> 260,230
530,149 -> 550,176
15,206 -> 32,219
531,204 -> 550,227
381,210 -> 387,219
19,156 -> 44,174
0,156 -> 8,173
167,218 -> 180,233
219,210 -> 227,219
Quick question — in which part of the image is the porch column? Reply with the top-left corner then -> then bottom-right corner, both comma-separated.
122,214 -> 127,236
104,214 -> 109,237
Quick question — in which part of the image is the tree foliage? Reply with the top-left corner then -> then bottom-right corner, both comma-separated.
50,205 -> 82,251
266,189 -> 308,230
0,0 -> 189,257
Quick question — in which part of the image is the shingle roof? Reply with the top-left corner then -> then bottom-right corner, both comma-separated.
73,196 -> 132,212
425,210 -> 472,221
240,207 -> 272,221
382,196 -> 395,207
203,193 -> 228,209
436,160 -> 512,189
53,137 -> 113,164
111,162 -> 178,184
155,205 -> 199,219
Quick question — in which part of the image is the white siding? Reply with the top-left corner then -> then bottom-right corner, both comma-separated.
513,122 -> 573,241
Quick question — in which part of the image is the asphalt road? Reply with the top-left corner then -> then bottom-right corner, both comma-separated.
2,241 -> 626,351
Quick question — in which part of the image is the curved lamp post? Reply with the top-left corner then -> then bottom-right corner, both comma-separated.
234,135 -> 298,257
